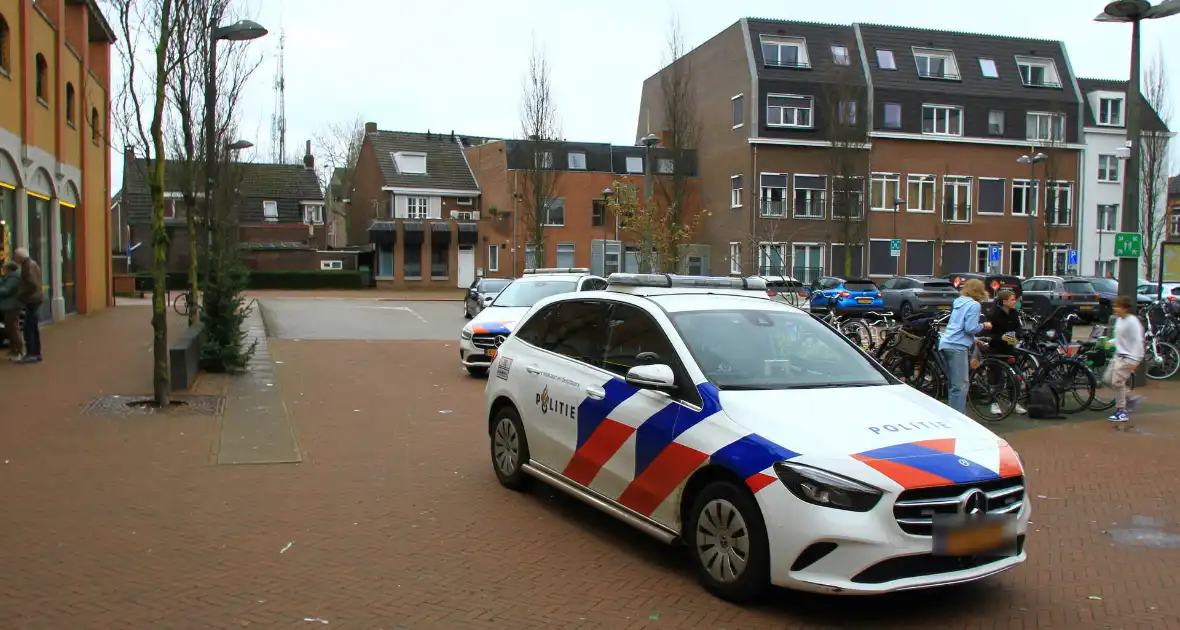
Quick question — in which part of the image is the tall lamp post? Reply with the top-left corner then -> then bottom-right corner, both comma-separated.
1095,0 -> 1180,307
602,187 -> 616,241
639,133 -> 660,273
1017,152 -> 1048,277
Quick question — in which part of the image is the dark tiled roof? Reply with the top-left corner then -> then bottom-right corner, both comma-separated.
1076,77 -> 1170,133
746,19 -> 865,86
1169,175 -> 1179,197
368,130 -> 482,192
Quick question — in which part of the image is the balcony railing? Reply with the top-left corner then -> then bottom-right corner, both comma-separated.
942,203 -> 972,223
760,199 -> 786,218
793,199 -> 826,219
450,210 -> 481,221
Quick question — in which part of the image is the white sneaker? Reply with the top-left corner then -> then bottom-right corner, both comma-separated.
1015,404 -> 1028,415
990,403 -> 1003,415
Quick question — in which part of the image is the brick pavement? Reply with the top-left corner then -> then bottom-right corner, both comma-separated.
1,307 -> 1179,628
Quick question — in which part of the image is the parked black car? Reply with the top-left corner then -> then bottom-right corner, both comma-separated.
1072,275 -> 1122,321
879,275 -> 960,318
463,277 -> 513,319
940,272 -> 1024,315
1020,276 -> 1101,322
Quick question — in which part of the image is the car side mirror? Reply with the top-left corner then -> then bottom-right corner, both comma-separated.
625,364 -> 676,390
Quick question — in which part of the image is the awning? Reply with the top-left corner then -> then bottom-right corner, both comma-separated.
403,221 -> 424,246
457,222 -> 478,245
431,221 -> 452,246
368,220 -> 398,247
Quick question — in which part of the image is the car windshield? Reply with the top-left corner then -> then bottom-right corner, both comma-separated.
1064,280 -> 1096,294
491,279 -> 578,307
1088,278 -> 1117,293
669,309 -> 891,390
480,279 -> 512,293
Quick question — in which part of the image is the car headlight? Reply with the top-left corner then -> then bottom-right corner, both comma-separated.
773,461 -> 883,512
460,327 -> 473,340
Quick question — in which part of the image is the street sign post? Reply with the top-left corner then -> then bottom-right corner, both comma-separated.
1068,249 -> 1079,267
890,239 -> 901,258
988,245 -> 1002,274
1114,233 -> 1142,259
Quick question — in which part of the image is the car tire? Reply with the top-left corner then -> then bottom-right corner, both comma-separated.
899,301 -> 914,319
687,481 -> 770,604
466,365 -> 488,377
490,406 -> 530,491
464,303 -> 473,319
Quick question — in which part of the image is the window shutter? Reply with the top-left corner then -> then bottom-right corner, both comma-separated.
394,196 -> 408,219
428,197 -> 442,219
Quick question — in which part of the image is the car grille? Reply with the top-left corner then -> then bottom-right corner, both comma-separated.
893,476 -> 1025,536
851,535 -> 1025,584
472,334 -> 508,350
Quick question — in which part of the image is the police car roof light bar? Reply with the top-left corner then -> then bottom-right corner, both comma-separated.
606,273 -> 768,291
522,267 -> 590,275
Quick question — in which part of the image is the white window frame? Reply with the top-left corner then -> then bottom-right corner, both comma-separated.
730,175 -> 743,208
406,196 -> 428,220
301,203 -> 325,225
921,104 -> 963,136
732,93 -> 745,129
625,156 -> 643,174
792,243 -> 825,284
876,49 -> 896,70
1012,180 -> 1038,217
567,152 -> 587,170
1170,212 -> 1180,237
906,174 -> 936,213
456,197 -> 473,206
1008,243 -> 1030,276
870,173 -> 902,212
832,176 -> 864,220
1015,56 -> 1061,88
760,35 -> 810,68
543,197 -> 565,227
1098,154 -> 1120,182
975,242 -> 1002,273
729,242 -> 742,275
555,242 -> 576,268
262,200 -> 278,222
759,172 -> 788,218
163,199 -> 178,220
912,47 -> 959,80
392,151 -> 427,174
942,176 -> 972,223
882,102 -> 902,129
656,158 -> 674,174
979,58 -> 999,79
487,244 -> 499,272
1045,181 -> 1073,226
1098,97 -> 1124,126
831,45 -> 850,66
766,93 -> 814,129
319,260 -> 343,271
987,110 -> 1005,135
534,151 -> 553,169
793,174 -> 827,220
838,100 -> 857,125
1026,111 -> 1066,142
977,177 -> 1007,215
1044,243 -> 1071,275
758,242 -> 788,276
524,242 -> 538,271
1097,204 -> 1119,232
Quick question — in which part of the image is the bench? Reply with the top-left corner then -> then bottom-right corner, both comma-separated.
170,323 -> 204,391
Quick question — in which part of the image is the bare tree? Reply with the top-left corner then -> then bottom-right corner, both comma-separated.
314,116 -> 365,247
609,180 -> 706,274
518,41 -> 561,271
1140,48 -> 1172,278
818,51 -> 871,278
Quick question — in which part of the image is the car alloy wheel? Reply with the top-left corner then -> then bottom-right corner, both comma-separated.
490,407 -> 529,490
687,481 -> 769,602
899,301 -> 913,319
696,498 -> 750,584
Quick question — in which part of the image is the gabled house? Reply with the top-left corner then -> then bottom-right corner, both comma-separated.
1168,175 -> 1179,243
326,166 -> 350,248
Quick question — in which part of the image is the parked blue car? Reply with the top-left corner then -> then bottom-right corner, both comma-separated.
807,276 -> 884,315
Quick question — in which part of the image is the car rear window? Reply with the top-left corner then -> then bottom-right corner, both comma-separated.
921,281 -> 955,289
844,281 -> 878,291
1064,281 -> 1096,293
1088,278 -> 1117,293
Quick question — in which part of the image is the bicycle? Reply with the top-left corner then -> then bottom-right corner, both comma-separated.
811,295 -> 874,352
1141,303 -> 1180,380
173,290 -> 195,317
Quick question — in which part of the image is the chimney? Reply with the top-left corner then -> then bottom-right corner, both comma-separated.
364,121 -> 377,133
303,140 -> 314,170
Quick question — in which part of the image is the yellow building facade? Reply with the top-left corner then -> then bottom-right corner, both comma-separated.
0,0 -> 113,321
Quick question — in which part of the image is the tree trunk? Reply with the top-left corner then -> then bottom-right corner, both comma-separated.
186,199 -> 198,326
149,0 -> 174,406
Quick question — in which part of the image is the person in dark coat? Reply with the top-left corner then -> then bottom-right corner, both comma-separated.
12,248 -> 43,364
984,289 -> 1025,415
0,261 -> 24,360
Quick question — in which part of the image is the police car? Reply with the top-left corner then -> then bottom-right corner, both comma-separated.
460,268 -> 606,376
484,273 -> 1029,601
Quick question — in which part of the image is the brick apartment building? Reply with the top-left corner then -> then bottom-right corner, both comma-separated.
635,19 -> 1135,282
463,139 -> 704,278
1169,175 -> 1179,242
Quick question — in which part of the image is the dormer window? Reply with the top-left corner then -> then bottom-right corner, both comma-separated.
302,203 -> 325,225
831,45 -> 850,66
760,35 -> 810,69
392,151 -> 427,174
913,48 -> 959,80
1098,97 -> 1124,126
1015,56 -> 1062,88
876,50 -> 896,70
979,58 -> 999,79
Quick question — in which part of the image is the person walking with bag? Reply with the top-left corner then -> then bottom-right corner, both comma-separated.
939,279 -> 992,414
12,248 -> 43,364
1107,296 -> 1144,424
0,261 -> 24,361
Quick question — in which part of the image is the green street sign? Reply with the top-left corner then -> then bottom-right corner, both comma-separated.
890,238 -> 901,257
1114,232 -> 1142,258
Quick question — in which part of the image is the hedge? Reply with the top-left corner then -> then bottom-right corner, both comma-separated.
133,269 -> 365,291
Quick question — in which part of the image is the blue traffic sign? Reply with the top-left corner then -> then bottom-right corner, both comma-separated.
989,245 -> 1002,263
1068,249 -> 1079,266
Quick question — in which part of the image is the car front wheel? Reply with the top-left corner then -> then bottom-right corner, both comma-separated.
490,406 -> 529,490
688,481 -> 770,603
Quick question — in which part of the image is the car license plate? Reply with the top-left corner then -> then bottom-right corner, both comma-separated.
488,348 -> 498,358
1079,305 -> 1092,310
933,515 -> 1016,557
857,298 -> 872,304
938,304 -> 951,310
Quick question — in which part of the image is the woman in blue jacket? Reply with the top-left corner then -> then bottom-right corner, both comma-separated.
938,278 -> 992,414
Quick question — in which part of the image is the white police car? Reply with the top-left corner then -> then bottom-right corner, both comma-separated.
484,273 -> 1029,602
460,268 -> 606,376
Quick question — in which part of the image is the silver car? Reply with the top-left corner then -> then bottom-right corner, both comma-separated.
879,275 -> 960,319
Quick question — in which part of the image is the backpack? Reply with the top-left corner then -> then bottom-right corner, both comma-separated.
1026,382 -> 1063,419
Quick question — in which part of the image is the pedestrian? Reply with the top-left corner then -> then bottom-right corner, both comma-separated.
0,261 -> 24,361
1107,295 -> 1144,424
11,248 -> 43,364
984,289 -> 1026,416
938,278 -> 992,414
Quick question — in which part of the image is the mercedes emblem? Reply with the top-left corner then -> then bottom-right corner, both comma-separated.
494,335 -> 507,347
958,488 -> 987,516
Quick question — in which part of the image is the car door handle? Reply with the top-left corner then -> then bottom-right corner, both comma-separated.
585,385 -> 606,400
525,365 -> 541,375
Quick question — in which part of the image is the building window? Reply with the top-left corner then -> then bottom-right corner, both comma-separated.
832,176 -> 864,220
975,242 -> 1001,273
883,102 -> 902,129
1097,204 -> 1118,232
978,178 -> 1006,215
766,94 -> 813,128
320,260 -> 343,271
404,239 -> 423,278
870,173 -> 901,211
377,244 -> 394,278
1012,180 -> 1039,216
555,242 -> 575,268
392,151 -> 427,174
942,176 -> 972,223
876,49 -> 896,70
1046,182 -> 1072,226
1171,213 -> 1180,237
729,242 -> 741,275
487,244 -> 499,272
91,108 -> 100,144
760,174 -> 787,217
793,175 -> 827,219
164,199 -> 177,220
831,45 -> 850,66
656,158 -> 674,174
1009,244 -> 1028,276
65,83 -> 76,125
262,200 -> 278,221
302,204 -> 324,225
625,156 -> 643,174
905,241 -> 935,276
1098,154 -> 1120,182
988,110 -> 1005,135
732,94 -> 744,127
1096,259 -> 1117,277
1044,244 -> 1070,275
760,35 -> 809,68
591,199 -> 606,227
35,53 -> 48,101
0,15 -> 10,73
906,175 -> 936,212
407,196 -> 428,219
543,197 -> 565,226
979,58 -> 999,78
534,151 -> 553,169
913,48 -> 959,80
1016,56 -> 1062,88
759,242 -> 786,275
1098,98 -> 1123,126
567,152 -> 587,170
731,175 -> 743,208
793,244 -> 824,284
1026,112 -> 1066,142
922,104 -> 963,136
603,241 -> 621,275
868,240 -> 898,276
838,100 -> 857,125
456,197 -> 473,206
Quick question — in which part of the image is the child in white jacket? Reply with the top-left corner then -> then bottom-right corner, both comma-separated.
1108,296 -> 1145,423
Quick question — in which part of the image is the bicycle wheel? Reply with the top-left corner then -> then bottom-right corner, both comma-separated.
968,358 -> 1018,422
172,293 -> 189,316
840,319 -> 874,352
911,353 -> 946,399
1146,341 -> 1180,380
1044,358 -> 1096,413
1091,365 -> 1134,412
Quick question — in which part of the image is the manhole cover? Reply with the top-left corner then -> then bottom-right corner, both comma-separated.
82,395 -> 224,417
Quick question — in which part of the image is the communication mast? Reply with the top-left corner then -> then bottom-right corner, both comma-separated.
270,5 -> 287,164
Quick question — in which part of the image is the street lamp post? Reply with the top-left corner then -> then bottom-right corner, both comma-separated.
602,187 -> 616,241
639,134 -> 660,273
1017,152 -> 1048,277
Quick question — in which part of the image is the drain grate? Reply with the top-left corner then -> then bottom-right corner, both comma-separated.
82,395 -> 224,417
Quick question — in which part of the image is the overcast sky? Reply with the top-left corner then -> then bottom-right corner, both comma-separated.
110,0 -> 1178,190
